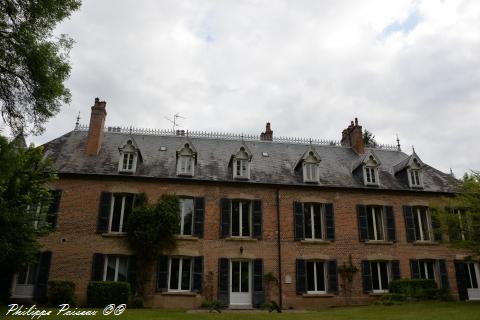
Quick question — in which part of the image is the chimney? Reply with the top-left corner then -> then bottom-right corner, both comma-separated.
85,98 -> 107,155
340,117 -> 364,154
260,122 -> 273,141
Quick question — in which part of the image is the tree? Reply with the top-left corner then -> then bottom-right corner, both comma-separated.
363,129 -> 377,147
0,0 -> 81,135
125,194 -> 180,298
0,134 -> 57,301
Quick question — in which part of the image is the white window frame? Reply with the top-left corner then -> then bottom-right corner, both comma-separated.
367,206 -> 385,241
408,168 -> 423,188
167,257 -> 193,292
233,159 -> 250,180
304,203 -> 325,240
108,194 -> 132,233
102,256 -> 129,282
414,207 -> 433,241
306,260 -> 327,294
179,198 -> 194,236
27,202 -> 44,230
371,261 -> 390,293
118,152 -> 137,173
177,155 -> 195,177
363,166 -> 379,186
466,263 -> 480,289
231,200 -> 252,237
303,162 -> 319,183
453,208 -> 470,241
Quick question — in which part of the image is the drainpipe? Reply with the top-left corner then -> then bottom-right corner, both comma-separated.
276,188 -> 283,310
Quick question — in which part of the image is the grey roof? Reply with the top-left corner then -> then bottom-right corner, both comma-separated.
42,130 -> 458,193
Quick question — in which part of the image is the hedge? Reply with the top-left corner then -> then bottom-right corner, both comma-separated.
87,281 -> 130,307
48,280 -> 76,307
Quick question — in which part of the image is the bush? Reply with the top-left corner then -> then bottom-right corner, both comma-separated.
376,293 -> 407,305
387,279 -> 452,302
48,280 -> 76,307
87,281 -> 130,307
130,296 -> 144,308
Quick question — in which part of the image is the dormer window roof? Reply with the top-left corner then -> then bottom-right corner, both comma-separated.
297,146 -> 321,184
352,150 -> 381,186
118,138 -> 141,174
176,141 -> 197,177
394,151 -> 425,189
231,144 -> 252,180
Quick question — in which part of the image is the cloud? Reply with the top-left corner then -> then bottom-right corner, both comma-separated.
27,0 -> 480,176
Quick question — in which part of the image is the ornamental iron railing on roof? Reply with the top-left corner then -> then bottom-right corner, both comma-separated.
74,124 -> 399,150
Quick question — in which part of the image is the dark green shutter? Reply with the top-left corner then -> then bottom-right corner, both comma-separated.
454,261 -> 468,300
91,253 -> 105,281
46,190 -> 62,228
385,206 -> 396,242
362,261 -> 372,293
192,256 -> 203,293
156,256 -> 169,292
194,198 -> 205,238
410,260 -> 420,279
128,256 -> 137,294
220,199 -> 231,238
252,200 -> 263,239
403,206 -> 415,242
391,260 -> 401,280
123,194 -> 134,230
325,203 -> 335,240
97,192 -> 112,233
327,260 -> 338,294
431,209 -> 442,241
438,260 -> 449,289
33,251 -> 52,302
218,258 -> 229,305
252,259 -> 264,307
294,202 -> 304,240
296,259 -> 306,294
357,205 -> 368,241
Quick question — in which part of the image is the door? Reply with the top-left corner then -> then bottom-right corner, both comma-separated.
466,263 -> 480,300
230,260 -> 251,306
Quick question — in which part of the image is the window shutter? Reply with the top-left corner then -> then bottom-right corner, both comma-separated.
294,202 -> 304,240
252,200 -> 263,239
91,253 -> 105,281
193,197 -> 205,238
46,190 -> 62,228
123,194 -> 134,229
403,206 -> 415,242
128,256 -> 137,294
97,192 -> 112,233
385,206 -> 396,242
156,256 -> 169,292
391,260 -> 401,280
410,260 -> 420,279
325,203 -> 335,240
327,260 -> 338,294
192,256 -> 204,293
361,261 -> 372,293
357,205 -> 368,242
431,209 -> 442,241
438,259 -> 449,289
454,261 -> 468,300
218,258 -> 229,306
252,259 -> 264,307
220,199 -> 231,238
33,251 -> 52,302
295,259 -> 306,294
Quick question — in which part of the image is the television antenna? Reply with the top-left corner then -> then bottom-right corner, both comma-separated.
165,113 -> 186,131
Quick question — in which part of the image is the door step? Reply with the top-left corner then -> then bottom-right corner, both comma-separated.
229,305 -> 254,310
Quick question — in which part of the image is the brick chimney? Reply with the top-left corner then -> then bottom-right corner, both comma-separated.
260,122 -> 273,141
341,117 -> 364,154
85,98 -> 107,155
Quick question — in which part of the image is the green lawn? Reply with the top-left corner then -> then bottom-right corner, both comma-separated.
2,302 -> 480,320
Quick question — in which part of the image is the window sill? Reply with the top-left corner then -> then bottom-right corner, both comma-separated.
177,173 -> 194,178
160,291 -> 198,297
302,293 -> 335,298
233,176 -> 250,181
224,237 -> 258,242
369,292 -> 388,296
412,241 -> 439,246
175,235 -> 199,241
101,232 -> 127,238
300,239 -> 332,245
364,240 -> 394,245
303,180 -> 319,184
118,171 -> 134,175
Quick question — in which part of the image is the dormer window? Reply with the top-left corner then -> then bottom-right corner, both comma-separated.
407,158 -> 424,188
118,139 -> 139,174
297,147 -> 321,184
303,159 -> 319,183
176,142 -> 196,177
363,155 -> 380,186
232,146 -> 252,180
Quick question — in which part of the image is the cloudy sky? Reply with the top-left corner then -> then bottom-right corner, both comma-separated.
29,0 -> 480,176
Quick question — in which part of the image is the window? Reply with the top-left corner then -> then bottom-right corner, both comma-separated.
413,207 -> 432,241
118,140 -> 138,173
452,208 -> 470,240
231,260 -> 250,293
168,257 -> 192,291
235,159 -> 249,179
365,167 -> 376,184
367,206 -> 385,241
28,202 -> 45,230
103,255 -> 129,282
16,264 -> 38,286
303,163 -> 319,183
362,154 -> 380,186
306,261 -> 327,293
232,146 -> 251,180
121,153 -> 134,171
304,203 -> 324,240
418,260 -> 436,280
466,263 -> 479,289
178,156 -> 194,176
231,200 -> 251,237
179,198 -> 194,236
409,169 -> 421,186
407,158 -> 423,188
370,261 -> 390,293
108,194 -> 134,233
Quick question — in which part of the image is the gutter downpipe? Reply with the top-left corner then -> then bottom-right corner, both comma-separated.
276,188 -> 283,310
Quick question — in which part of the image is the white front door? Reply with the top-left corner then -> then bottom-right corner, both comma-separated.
466,263 -> 480,300
230,260 -> 251,306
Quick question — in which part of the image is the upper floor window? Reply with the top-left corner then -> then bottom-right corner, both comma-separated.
358,205 -> 396,242
404,205 -> 442,242
449,208 -> 471,241
220,198 -> 262,239
363,155 -> 380,186
413,207 -> 432,241
294,202 -> 335,241
232,146 -> 252,180
176,142 -> 196,177
118,139 -> 139,174
179,198 -> 194,236
304,203 -> 325,240
300,148 -> 321,183
231,200 -> 251,237
108,193 -> 134,233
367,206 -> 384,241
407,158 -> 424,188
28,190 -> 62,230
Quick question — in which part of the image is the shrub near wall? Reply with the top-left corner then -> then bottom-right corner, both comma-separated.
48,280 -> 76,306
87,282 -> 130,307
379,279 -> 452,304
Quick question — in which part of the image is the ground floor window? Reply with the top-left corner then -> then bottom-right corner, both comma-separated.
104,255 -> 129,282
371,261 -> 389,292
418,260 -> 436,280
467,263 -> 479,289
306,261 -> 326,293
168,257 -> 192,291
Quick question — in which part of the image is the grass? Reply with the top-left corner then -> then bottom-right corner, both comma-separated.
2,301 -> 480,320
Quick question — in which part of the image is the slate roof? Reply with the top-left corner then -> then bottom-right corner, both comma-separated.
42,129 -> 458,193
